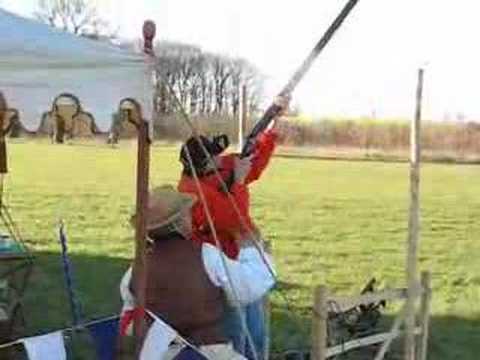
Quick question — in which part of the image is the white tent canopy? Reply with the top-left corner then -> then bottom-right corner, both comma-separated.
0,8 -> 152,131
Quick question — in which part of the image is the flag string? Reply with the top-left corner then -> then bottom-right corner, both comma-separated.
0,314 -> 119,350
0,312 -> 214,360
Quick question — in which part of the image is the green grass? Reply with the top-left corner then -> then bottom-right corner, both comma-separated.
2,140 -> 479,359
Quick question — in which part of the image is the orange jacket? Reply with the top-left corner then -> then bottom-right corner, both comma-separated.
178,130 -> 278,259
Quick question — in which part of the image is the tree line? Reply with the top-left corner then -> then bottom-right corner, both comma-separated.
152,42 -> 263,118
280,118 -> 480,158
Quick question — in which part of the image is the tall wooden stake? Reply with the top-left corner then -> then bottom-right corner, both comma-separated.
312,285 -> 327,360
130,20 -> 156,353
417,271 -> 431,360
405,68 -> 424,360
120,99 -> 151,351
238,84 -> 248,152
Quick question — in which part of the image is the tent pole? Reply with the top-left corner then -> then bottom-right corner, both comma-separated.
404,68 -> 424,360
131,20 -> 157,354
132,105 -> 150,352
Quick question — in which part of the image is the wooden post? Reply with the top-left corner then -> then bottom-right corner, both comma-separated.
129,22 -> 157,354
119,100 -> 151,350
374,305 -> 407,360
0,92 -> 8,175
312,285 -> 328,360
404,68 -> 424,360
238,84 -> 247,152
113,103 -> 151,360
416,271 -> 431,360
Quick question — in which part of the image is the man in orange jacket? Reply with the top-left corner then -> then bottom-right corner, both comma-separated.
177,95 -> 289,359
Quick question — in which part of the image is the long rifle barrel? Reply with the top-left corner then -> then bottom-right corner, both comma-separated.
281,0 -> 359,96
242,0 -> 360,158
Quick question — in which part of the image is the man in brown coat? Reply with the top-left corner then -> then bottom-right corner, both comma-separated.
120,187 -> 275,359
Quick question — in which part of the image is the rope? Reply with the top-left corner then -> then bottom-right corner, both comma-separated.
164,77 -> 306,326
0,315 -> 120,350
181,140 -> 259,360
1,203 -> 31,257
157,72 -> 309,339
0,311 -> 215,360
0,175 -> 33,257
58,222 -> 84,326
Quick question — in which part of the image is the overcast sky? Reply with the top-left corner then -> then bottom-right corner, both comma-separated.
1,0 -> 479,121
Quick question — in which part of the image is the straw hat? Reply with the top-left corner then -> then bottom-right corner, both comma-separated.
131,185 -> 196,238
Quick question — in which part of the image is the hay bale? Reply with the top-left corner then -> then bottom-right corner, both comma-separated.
37,111 -> 56,136
108,99 -> 143,142
72,111 -> 97,137
37,93 -> 101,141
6,110 -> 32,138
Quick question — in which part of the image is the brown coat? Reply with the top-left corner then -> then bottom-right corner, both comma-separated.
134,234 -> 227,345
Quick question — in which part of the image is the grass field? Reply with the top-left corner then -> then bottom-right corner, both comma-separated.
1,140 -> 479,359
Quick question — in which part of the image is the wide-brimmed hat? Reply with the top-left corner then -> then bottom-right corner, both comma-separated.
130,185 -> 196,238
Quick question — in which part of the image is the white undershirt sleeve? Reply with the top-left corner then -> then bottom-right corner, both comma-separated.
202,243 -> 276,306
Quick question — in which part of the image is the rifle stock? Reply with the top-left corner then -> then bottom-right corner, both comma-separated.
241,102 -> 284,157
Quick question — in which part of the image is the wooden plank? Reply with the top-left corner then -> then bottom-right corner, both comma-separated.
374,305 -> 406,360
416,271 -> 432,360
326,327 -> 423,359
328,287 -> 422,313
326,331 -> 400,358
312,285 -> 328,360
405,67 -> 424,360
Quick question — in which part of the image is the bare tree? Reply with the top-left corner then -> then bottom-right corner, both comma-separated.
228,58 -> 243,118
35,0 -> 114,38
151,41 -> 264,118
212,55 -> 231,114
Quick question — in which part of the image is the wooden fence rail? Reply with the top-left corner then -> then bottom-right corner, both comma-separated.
311,271 -> 431,360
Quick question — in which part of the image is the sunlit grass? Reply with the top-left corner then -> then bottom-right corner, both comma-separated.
3,140 -> 478,359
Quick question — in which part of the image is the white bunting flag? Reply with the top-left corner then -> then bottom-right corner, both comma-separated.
23,331 -> 66,360
140,313 -> 177,360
